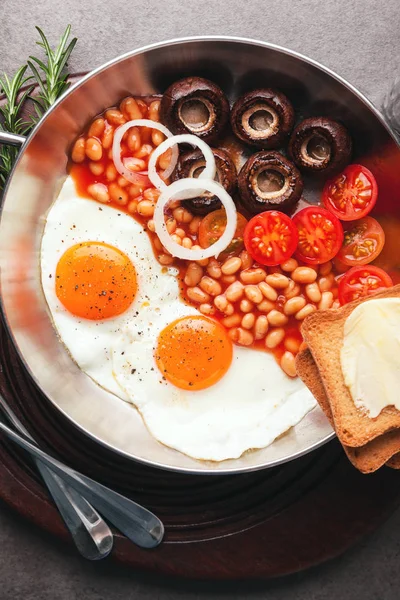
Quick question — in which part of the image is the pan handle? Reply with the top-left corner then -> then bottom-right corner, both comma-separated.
0,131 -> 26,147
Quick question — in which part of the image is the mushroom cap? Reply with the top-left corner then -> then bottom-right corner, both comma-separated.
160,77 -> 230,144
238,151 -> 303,215
288,117 -> 352,174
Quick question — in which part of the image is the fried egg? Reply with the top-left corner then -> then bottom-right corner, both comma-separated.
41,176 -> 316,462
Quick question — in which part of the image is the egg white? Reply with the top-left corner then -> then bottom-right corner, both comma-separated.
112,307 -> 316,461
41,175 -> 316,462
40,176 -> 181,399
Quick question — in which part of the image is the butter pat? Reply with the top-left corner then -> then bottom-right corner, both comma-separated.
341,298 -> 400,418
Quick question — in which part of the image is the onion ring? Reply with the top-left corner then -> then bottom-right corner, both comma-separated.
112,119 -> 178,185
154,178 -> 237,260
148,134 -> 216,199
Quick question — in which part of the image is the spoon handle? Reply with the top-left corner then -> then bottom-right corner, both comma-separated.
0,418 -> 164,548
0,395 -> 113,560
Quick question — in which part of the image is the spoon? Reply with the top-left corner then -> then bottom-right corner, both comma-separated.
0,397 -> 164,549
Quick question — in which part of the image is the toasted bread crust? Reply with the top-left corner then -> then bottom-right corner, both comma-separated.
300,284 -> 400,447
296,346 -> 400,473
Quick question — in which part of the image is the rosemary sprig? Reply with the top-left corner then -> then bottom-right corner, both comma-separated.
28,25 -> 77,120
0,25 -> 77,190
0,66 -> 33,187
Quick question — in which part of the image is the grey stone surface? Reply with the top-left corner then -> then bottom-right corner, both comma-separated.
0,0 -> 400,597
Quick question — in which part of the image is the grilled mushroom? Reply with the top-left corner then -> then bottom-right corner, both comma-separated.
231,89 -> 294,148
238,151 -> 303,215
174,148 -> 237,215
160,77 -> 230,144
288,117 -> 352,174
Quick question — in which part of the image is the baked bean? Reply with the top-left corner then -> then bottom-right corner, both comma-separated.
284,337 -> 302,354
228,327 -> 254,346
171,234 -> 182,245
221,257 -> 242,275
259,281 -> 278,301
319,261 -> 332,276
105,163 -> 117,181
239,250 -> 253,270
184,263 -> 203,287
120,97 -> 143,120
199,303 -> 215,316
71,137 -> 86,163
305,282 -> 321,303
283,296 -> 306,316
240,268 -> 266,284
124,157 -> 146,173
280,258 -> 298,272
222,314 -> 241,328
221,274 -> 236,285
284,281 -> 302,300
254,315 -> 269,339
191,245 -> 209,267
318,273 -> 335,292
109,183 -> 128,205
175,228 -> 185,238
267,310 -> 289,327
241,313 -> 255,330
240,299 -> 254,313
127,199 -> 138,214
89,161 -> 104,176
318,291 -> 334,310
214,295 -> 228,312
224,302 -> 234,316
149,100 -> 161,122
153,237 -> 163,251
281,351 -> 297,378
166,218 -> 177,234
189,216 -> 202,234
87,183 -> 110,203
107,148 -> 114,160
125,126 -> 141,152
206,259 -> 222,279
182,237 -> 193,249
158,253 -> 174,265
135,143 -> 153,158
128,184 -> 142,198
152,130 -> 165,147
265,328 -> 285,349
88,117 -> 106,139
173,206 -> 193,223
144,187 -> 160,203
147,219 -> 156,232
257,299 -> 275,313
265,273 -> 289,289
245,285 -> 263,304
187,286 -> 211,304
136,98 -> 148,115
225,281 -> 244,302
117,176 -> 130,188
85,137 -> 102,161
157,150 -> 171,172
101,124 -> 114,149
199,276 -> 222,297
105,109 -> 126,126
295,304 -> 316,320
332,299 -> 341,309
292,266 -> 317,284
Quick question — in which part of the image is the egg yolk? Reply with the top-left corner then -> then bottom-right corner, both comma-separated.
155,316 -> 233,391
55,241 -> 137,320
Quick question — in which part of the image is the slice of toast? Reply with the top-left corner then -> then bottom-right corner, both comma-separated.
300,284 -> 400,447
386,454 -> 400,469
296,346 -> 400,473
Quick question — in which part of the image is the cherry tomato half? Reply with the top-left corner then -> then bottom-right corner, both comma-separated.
337,216 -> 385,266
338,265 -> 393,304
292,206 -> 344,265
322,164 -> 378,221
198,209 -> 248,256
243,211 -> 298,266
